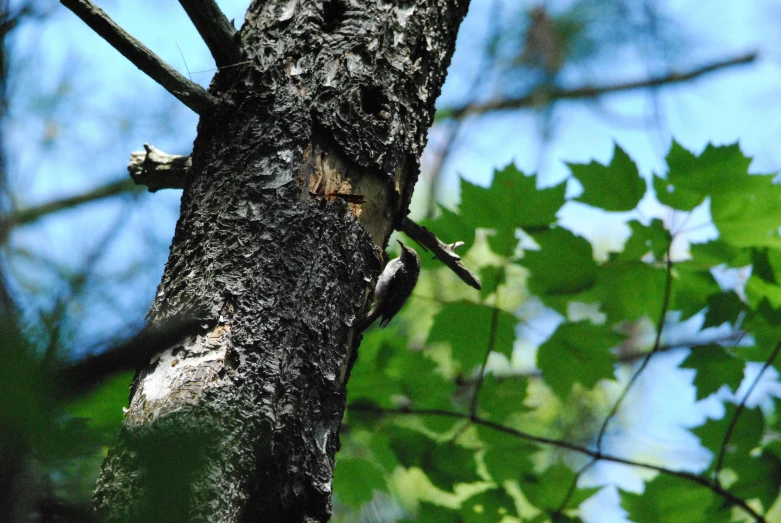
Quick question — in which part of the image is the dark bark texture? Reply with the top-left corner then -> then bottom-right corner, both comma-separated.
93,0 -> 469,521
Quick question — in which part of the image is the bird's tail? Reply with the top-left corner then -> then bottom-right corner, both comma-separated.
357,306 -> 380,332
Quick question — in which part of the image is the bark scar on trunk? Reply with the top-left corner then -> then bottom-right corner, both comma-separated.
298,136 -> 394,248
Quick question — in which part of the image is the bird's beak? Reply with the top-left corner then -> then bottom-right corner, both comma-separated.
397,239 -> 404,249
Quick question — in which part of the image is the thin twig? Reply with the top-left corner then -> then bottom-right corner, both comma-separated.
713,339 -> 781,482
400,217 -> 481,290
0,178 -> 140,235
60,0 -> 219,115
440,53 -> 757,120
595,235 -> 674,450
450,298 -> 502,444
553,459 -> 597,517
452,332 -> 751,386
469,304 -> 500,415
178,0 -> 240,67
349,404 -> 766,522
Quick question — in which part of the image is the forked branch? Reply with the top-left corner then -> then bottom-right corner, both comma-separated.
60,0 -> 219,115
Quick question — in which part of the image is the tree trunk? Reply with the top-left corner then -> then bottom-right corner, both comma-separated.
93,1 -> 469,521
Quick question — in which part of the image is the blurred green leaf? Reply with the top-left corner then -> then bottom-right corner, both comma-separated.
692,404 -> 763,474
751,248 -> 779,284
728,451 -> 781,508
333,458 -> 387,509
388,427 -> 481,491
428,302 -> 516,371
670,263 -> 720,320
478,265 -> 506,300
461,487 -> 517,522
459,166 -> 566,255
690,240 -> 750,267
350,328 -> 455,409
481,426 -> 536,483
704,291 -> 748,328
403,501 -> 459,523
584,261 -> 668,322
523,228 -> 597,313
619,219 -> 669,261
479,373 -> 530,422
680,346 -> 744,400
570,144 -> 645,212
620,475 -> 731,523
656,142 -> 781,247
66,371 -> 133,434
521,464 -> 599,512
483,445 -> 535,484
537,322 -> 621,399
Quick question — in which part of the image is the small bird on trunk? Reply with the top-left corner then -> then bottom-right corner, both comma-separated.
359,240 -> 420,331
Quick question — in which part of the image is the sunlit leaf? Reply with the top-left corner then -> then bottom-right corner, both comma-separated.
333,458 -> 387,509
388,427 -> 481,491
461,487 -> 517,523
537,322 -> 621,399
521,464 -> 599,512
459,166 -> 566,255
428,301 -> 516,371
522,227 -> 597,313
680,346 -> 744,400
619,219 -> 670,261
570,144 -> 645,212
621,475 -> 731,523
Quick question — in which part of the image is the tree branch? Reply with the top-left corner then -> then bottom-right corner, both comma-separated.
128,144 -> 191,192
0,178 -> 140,235
440,53 -> 757,120
178,0 -> 240,68
453,333 -> 751,387
349,404 -> 766,523
400,216 -> 481,290
56,318 -> 206,397
59,0 -> 219,115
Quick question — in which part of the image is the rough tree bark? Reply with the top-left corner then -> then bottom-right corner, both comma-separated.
88,0 -> 469,521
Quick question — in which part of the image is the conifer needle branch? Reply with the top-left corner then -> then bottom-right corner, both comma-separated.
60,0 -> 219,115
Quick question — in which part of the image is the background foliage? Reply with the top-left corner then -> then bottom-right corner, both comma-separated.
336,142 -> 781,522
